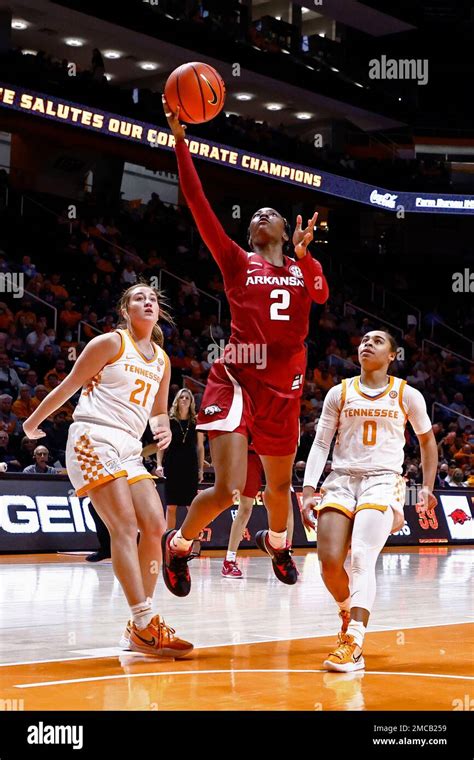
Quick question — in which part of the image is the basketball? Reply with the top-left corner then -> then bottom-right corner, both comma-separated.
164,62 -> 226,124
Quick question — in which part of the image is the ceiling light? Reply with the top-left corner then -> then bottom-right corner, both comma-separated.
138,61 -> 159,70
302,7 -> 310,14
306,65 -> 314,70
105,73 -> 114,81
103,50 -> 122,59
224,111 -> 239,117
12,19 -> 29,30
282,48 -> 290,54
296,112 -> 312,120
266,103 -> 283,111
354,81 -> 364,88
235,93 -> 253,101
319,32 -> 326,37
64,38 -> 84,47
276,15 -> 281,20
330,66 -> 339,73
22,49 -> 37,56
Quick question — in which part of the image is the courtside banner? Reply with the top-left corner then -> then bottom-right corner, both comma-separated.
1,82 -> 474,214
1,477 -> 472,551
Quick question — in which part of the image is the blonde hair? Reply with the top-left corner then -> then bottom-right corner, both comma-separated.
116,279 -> 174,347
169,388 -> 197,424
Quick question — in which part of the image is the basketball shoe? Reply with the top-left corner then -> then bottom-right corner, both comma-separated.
255,530 -> 298,585
221,560 -> 243,578
323,633 -> 365,672
128,615 -> 193,658
161,529 -> 196,597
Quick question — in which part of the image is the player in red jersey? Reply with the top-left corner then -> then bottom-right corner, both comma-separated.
161,97 -> 329,596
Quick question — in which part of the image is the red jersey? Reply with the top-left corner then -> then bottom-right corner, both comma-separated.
175,140 -> 329,398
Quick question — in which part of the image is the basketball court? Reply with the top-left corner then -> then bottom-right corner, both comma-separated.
1,547 -> 472,712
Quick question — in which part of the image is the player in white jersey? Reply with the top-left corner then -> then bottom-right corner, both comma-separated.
23,283 -> 193,659
302,330 -> 438,672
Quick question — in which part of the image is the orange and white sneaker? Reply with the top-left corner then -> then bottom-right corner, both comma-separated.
129,614 -> 193,659
119,620 -> 132,649
323,633 -> 365,672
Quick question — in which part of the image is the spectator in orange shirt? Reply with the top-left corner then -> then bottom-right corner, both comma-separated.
15,300 -> 37,332
59,300 -> 82,332
0,302 -> 14,331
49,273 -> 69,301
44,358 -> 67,390
454,444 -> 474,468
12,385 -> 35,420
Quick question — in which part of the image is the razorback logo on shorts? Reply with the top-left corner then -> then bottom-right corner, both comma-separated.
203,404 -> 222,416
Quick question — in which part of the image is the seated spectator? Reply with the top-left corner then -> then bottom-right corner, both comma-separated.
448,468 -> 467,487
17,435 -> 37,469
5,324 -> 27,359
82,312 -> 101,341
59,330 -> 79,353
0,394 -> 21,436
454,444 -> 473,468
0,302 -> 14,332
121,264 -> 137,285
435,462 -> 450,488
24,369 -> 39,397
0,352 -> 21,398
21,255 -> 37,279
0,430 -> 22,471
23,445 -> 57,474
31,384 -> 48,411
43,410 -> 69,465
12,385 -> 36,420
449,393 -> 471,430
25,318 -> 50,355
15,299 -> 37,331
49,273 -> 69,301
59,300 -> 82,334
404,464 -> 422,486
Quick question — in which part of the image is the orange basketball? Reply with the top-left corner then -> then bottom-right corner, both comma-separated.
164,62 -> 226,124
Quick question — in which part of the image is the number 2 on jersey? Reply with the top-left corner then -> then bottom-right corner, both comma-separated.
269,289 -> 290,321
129,379 -> 152,407
362,420 -> 377,446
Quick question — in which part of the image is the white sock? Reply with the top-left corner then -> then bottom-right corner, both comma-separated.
337,596 -> 351,612
226,551 -> 237,563
170,529 -> 193,553
347,619 -> 366,649
131,601 -> 153,630
268,529 -> 287,550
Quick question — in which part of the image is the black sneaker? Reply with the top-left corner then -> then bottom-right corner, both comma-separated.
255,530 -> 298,585
161,529 -> 195,597
85,550 -> 110,562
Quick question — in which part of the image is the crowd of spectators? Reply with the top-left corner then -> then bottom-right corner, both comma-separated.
0,186 -> 472,487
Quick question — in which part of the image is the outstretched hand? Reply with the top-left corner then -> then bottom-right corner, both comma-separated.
162,95 -> 187,143
293,212 -> 318,260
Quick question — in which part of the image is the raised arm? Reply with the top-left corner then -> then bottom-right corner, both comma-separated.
163,96 -> 237,271
23,332 -> 122,439
293,213 -> 329,304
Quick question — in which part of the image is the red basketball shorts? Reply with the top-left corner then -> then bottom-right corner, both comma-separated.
196,362 -> 300,457
243,449 -> 264,498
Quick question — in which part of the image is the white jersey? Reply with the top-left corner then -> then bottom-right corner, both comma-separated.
73,329 -> 168,438
329,375 -> 432,475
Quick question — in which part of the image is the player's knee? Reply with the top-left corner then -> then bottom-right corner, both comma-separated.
351,543 -> 369,575
215,479 -> 246,505
138,513 -> 166,539
264,478 -> 291,496
109,517 -> 139,541
319,550 -> 345,577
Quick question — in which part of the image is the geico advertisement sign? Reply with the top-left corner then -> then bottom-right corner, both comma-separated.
0,491 -> 95,534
